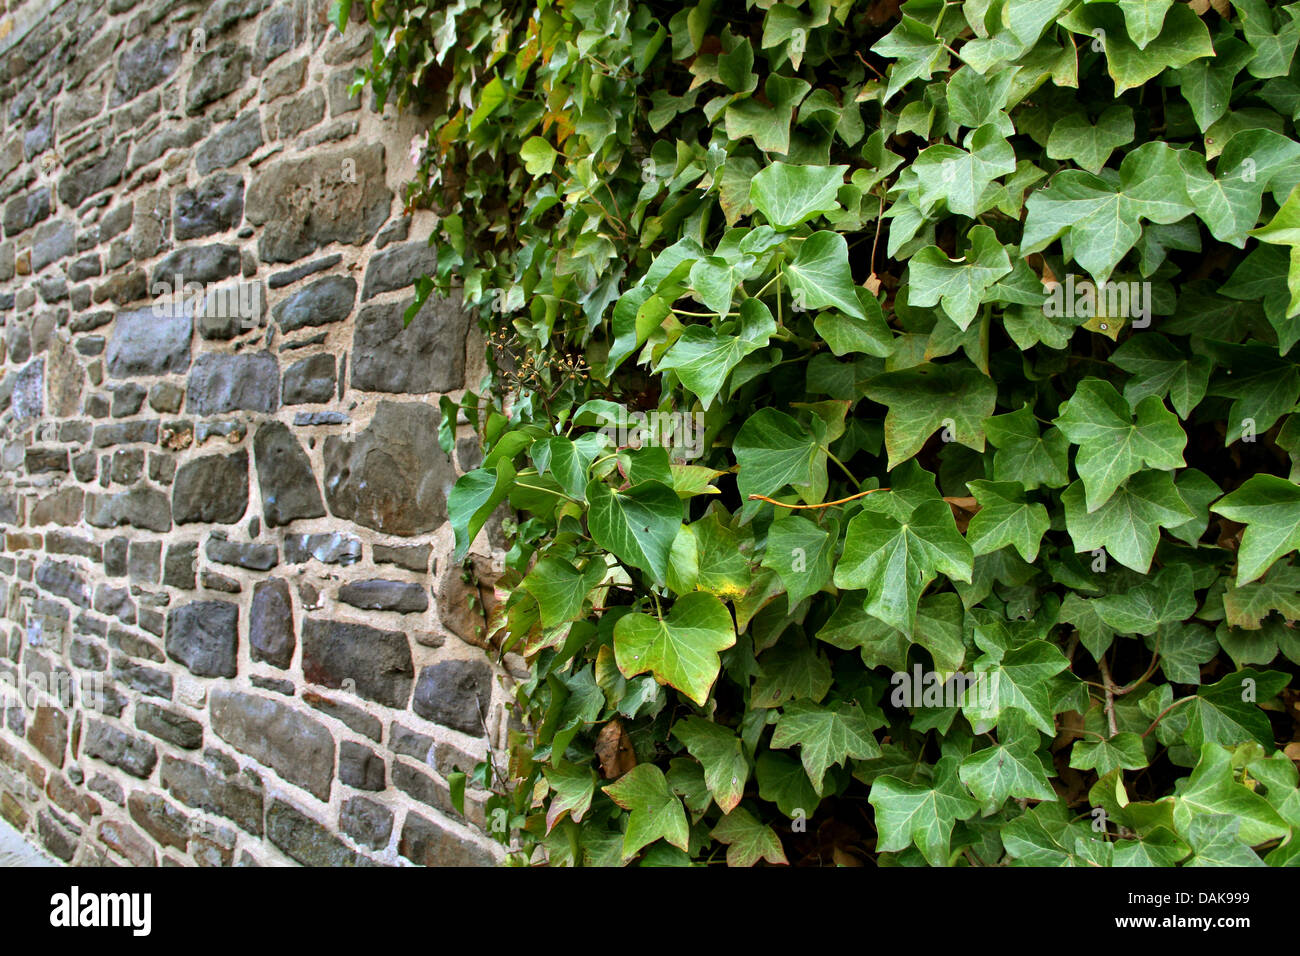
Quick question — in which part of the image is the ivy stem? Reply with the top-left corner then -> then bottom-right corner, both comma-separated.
513,480 -> 578,502
746,488 -> 890,509
826,450 -> 862,489
1098,657 -> 1119,736
1141,696 -> 1195,739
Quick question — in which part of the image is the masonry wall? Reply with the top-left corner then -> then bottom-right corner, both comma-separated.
0,0 -> 511,866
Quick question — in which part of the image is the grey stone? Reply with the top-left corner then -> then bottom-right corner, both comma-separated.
340,796 -> 392,850
339,741 -> 384,791
110,383 -> 147,418
163,541 -> 197,589
244,143 -> 390,263
294,411 -> 349,426
253,5 -> 301,72
135,702 -> 202,750
129,540 -> 161,583
205,534 -> 278,571
70,254 -> 103,282
13,359 -> 45,420
272,274 -> 355,331
187,352 -> 279,415
149,382 -> 185,413
389,723 -> 434,763
302,693 -> 381,741
58,143 -> 128,208
111,33 -> 183,105
197,280 -> 263,340
31,221 -> 76,273
172,450 -> 249,524
150,243 -> 241,288
161,756 -> 263,836
351,292 -> 469,394
267,253 -> 341,290
83,720 -> 157,778
249,578 -> 294,668
195,110 -> 263,176
112,656 -> 173,699
281,352 -> 335,404
338,579 -> 428,614
128,792 -> 190,851
301,618 -> 413,708
93,420 -> 159,447
399,812 -> 495,867
372,544 -> 430,573
35,559 -> 91,608
252,421 -> 324,526
261,55 -> 306,102
166,600 -> 238,678
328,69 -> 361,116
361,240 -> 438,300
322,401 -> 454,536
186,43 -> 251,114
174,173 -> 244,240
411,660 -> 492,736
283,532 -> 361,565
3,187 -> 50,237
210,690 -> 334,800
106,306 -> 192,377
277,88 -> 324,139
266,799 -> 372,866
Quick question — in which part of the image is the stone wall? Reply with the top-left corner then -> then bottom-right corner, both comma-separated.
0,0 -> 511,866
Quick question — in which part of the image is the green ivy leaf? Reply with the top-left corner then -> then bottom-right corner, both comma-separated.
966,479 -> 1050,562
1211,474 -> 1300,585
710,806 -> 788,866
906,225 -> 1013,329
864,363 -> 997,469
749,163 -> 848,230
771,700 -> 882,793
586,479 -> 683,586
869,756 -> 979,866
785,231 -> 867,319
613,592 -> 736,706
602,764 -> 691,860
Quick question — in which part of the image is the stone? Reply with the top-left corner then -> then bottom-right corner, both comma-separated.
281,352 -> 335,404
411,660 -> 493,736
244,143 -> 390,263
28,705 -> 69,767
98,820 -> 157,866
266,799 -> 371,866
187,352 -> 279,415
106,305 -> 192,377
399,812 -> 496,867
174,172 -> 244,239
283,532 -> 361,565
94,585 -> 135,624
149,382 -> 185,413
338,579 -> 429,614
328,69 -> 361,116
198,279 -> 264,340
31,221 -> 76,273
26,447 -> 70,473
82,720 -> 158,778
210,690 -> 334,800
205,534 -> 278,571
322,401 -> 454,536
166,600 -> 238,678
361,240 -> 438,300
196,110 -> 263,176
340,796 -> 392,850
252,421 -> 324,526
302,692 -> 381,741
111,32 -> 183,105
172,449 -> 249,525
13,358 -> 45,420
272,274 -> 356,331
277,88 -> 324,139
128,792 -> 189,850
267,253 -> 342,290
135,702 -> 202,750
3,186 -> 51,236
128,540 -> 161,583
161,756 -> 263,836
249,578 -> 294,669
85,487 -> 172,532
58,143 -> 129,209
38,812 -> 79,862
70,255 -> 104,282
300,618 -> 413,708
373,543 -> 430,573
186,43 -> 251,114
150,243 -> 241,288
391,760 -> 455,817
35,559 -> 91,608
93,420 -> 160,446
390,723 -> 434,763
351,292 -> 469,394
254,5 -> 301,72
262,56 -> 306,102
294,411 -> 348,426
163,541 -> 197,589
339,741 -> 385,791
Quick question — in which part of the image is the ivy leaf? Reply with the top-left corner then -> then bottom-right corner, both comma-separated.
1054,378 -> 1186,512
1111,334 -> 1211,419
1183,669 -> 1289,751
907,225 -> 1013,329
613,592 -> 736,707
869,756 -> 979,866
784,231 -> 867,320
602,764 -> 691,860
711,807 -> 788,866
1234,0 -> 1300,79
755,750 -> 822,819
1210,474 -> 1300,585
1058,3 -> 1213,95
964,640 -> 1072,735
1022,142 -> 1196,283
752,636 -> 834,708
762,514 -> 840,609
734,407 -> 827,503
586,478 -> 683,586
863,363 -> 997,469
1117,0 -> 1173,50
519,136 -> 557,175
749,163 -> 848,230
1183,814 -> 1265,867
672,717 -> 750,814
983,405 -> 1070,490
966,479 -> 1050,562
909,125 -> 1017,218
873,15 -> 948,101
544,761 -> 597,832
658,299 -> 775,408
959,731 -> 1056,813
1172,742 -> 1289,845
522,556 -> 607,628
1222,561 -> 1300,628
834,499 -> 974,635
813,293 -> 894,358
1062,472 -> 1194,572
449,460 -> 516,561
1069,732 -> 1149,775
771,700 -> 882,793
1092,564 -> 1197,635
1045,106 -> 1134,173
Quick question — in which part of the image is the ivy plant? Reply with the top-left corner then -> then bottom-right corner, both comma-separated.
343,0 -> 1300,866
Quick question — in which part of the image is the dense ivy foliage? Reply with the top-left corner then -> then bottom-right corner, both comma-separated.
344,0 -> 1300,865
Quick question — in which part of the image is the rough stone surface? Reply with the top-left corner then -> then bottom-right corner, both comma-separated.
281,353 -> 335,404
210,690 -> 334,800
166,601 -> 239,678
338,579 -> 428,614
412,661 -> 493,736
301,618 -> 413,708
249,578 -> 294,669
251,421 -> 324,526
106,307 -> 192,378
187,352 -> 280,415
172,450 -> 249,525
322,401 -> 454,536
174,173 -> 245,240
351,292 -> 469,394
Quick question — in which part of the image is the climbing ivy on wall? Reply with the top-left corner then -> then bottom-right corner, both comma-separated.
342,0 -> 1300,865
